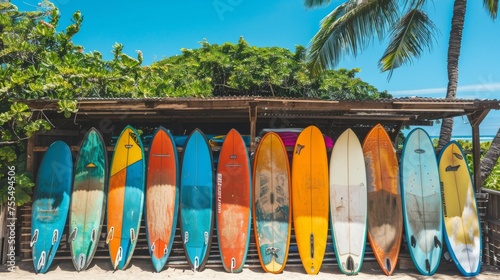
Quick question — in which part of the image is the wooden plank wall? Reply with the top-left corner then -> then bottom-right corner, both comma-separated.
484,189 -> 500,267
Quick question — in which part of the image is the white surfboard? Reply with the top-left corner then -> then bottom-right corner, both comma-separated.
329,128 -> 368,275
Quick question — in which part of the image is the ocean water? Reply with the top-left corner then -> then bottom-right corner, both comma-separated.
429,135 -> 495,142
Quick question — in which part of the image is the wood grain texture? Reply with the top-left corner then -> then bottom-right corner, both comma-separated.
362,124 -> 403,276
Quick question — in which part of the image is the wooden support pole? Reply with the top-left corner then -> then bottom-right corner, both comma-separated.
249,103 -> 258,154
471,125 -> 482,192
467,110 -> 490,192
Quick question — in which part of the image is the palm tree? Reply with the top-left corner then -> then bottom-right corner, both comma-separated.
305,0 -> 499,182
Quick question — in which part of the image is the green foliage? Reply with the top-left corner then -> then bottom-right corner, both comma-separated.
456,140 -> 500,191
154,38 -> 390,99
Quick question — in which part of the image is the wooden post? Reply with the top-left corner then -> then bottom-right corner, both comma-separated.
0,203 -> 6,264
467,109 -> 490,192
21,134 -> 37,260
249,103 -> 258,154
471,125 -> 482,191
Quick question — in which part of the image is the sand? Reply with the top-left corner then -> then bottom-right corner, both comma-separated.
2,258 -> 500,280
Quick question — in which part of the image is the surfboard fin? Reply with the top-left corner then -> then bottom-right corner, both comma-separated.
194,256 -> 199,272
385,258 -> 392,274
310,233 -> 315,259
425,259 -> 431,274
184,231 -> 189,244
91,228 -> 96,243
114,246 -> 123,270
130,228 -> 136,243
69,227 -> 77,243
434,236 -> 442,248
78,254 -> 86,272
106,227 -> 114,244
411,235 -> 416,248
52,229 -> 59,245
163,244 -> 168,255
204,231 -> 209,245
230,257 -> 236,273
30,229 -> 39,247
37,251 -> 46,272
346,255 -> 354,273
151,242 -> 155,251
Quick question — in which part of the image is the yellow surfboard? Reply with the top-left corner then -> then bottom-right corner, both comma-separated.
292,125 -> 329,275
438,141 -> 481,276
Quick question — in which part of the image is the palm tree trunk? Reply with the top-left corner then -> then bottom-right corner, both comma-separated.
437,0 -> 467,151
481,127 -> 500,182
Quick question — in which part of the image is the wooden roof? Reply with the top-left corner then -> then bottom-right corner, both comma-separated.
21,97 -> 500,126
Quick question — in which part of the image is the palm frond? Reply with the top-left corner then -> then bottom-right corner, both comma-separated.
306,0 -> 399,75
378,7 -> 436,79
483,0 -> 498,19
304,0 -> 332,9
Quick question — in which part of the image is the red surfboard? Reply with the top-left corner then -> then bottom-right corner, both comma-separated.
216,129 -> 252,273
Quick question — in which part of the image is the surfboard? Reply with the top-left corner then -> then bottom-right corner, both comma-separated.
253,132 -> 291,273
438,141 -> 482,276
216,128 -> 252,273
362,123 -> 403,276
400,128 -> 443,275
31,140 -> 73,274
329,128 -> 367,275
106,125 -> 145,270
69,128 -> 108,271
145,126 -> 179,272
180,129 -> 214,271
291,125 -> 329,275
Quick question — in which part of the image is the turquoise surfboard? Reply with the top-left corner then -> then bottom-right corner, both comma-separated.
69,128 -> 108,271
31,140 -> 73,273
180,129 -> 214,271
400,128 -> 443,275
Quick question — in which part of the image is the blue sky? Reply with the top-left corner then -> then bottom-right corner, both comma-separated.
14,0 -> 500,136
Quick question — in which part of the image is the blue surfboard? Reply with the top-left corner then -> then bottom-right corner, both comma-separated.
180,129 -> 214,271
400,128 -> 443,275
31,140 -> 73,273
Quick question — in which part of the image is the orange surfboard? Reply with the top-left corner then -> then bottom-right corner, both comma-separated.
216,129 -> 252,273
292,125 -> 329,275
362,124 -> 403,276
145,127 -> 179,272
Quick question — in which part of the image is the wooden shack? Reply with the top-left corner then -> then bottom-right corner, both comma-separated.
5,96 -> 500,271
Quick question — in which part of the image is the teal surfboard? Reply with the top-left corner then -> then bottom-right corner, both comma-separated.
401,128 -> 443,275
31,140 -> 73,273
180,129 -> 214,271
69,128 -> 108,271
